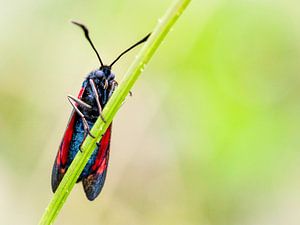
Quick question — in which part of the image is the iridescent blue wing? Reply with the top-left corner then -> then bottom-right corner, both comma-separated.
82,124 -> 112,200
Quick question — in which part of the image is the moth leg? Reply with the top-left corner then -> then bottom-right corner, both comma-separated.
89,79 -> 106,123
68,95 -> 92,109
110,81 -> 131,107
96,134 -> 104,147
108,80 -> 117,98
67,96 -> 95,139
104,79 -> 108,90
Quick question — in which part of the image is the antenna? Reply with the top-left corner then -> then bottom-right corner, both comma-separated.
71,21 -> 104,67
109,33 -> 151,67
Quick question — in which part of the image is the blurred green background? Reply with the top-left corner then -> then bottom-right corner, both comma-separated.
1,0 -> 300,224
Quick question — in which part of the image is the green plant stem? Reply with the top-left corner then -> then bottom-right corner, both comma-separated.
38,0 -> 190,224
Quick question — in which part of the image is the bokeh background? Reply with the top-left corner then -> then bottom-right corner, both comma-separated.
1,0 -> 300,224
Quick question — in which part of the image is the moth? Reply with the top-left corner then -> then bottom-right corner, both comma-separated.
51,21 -> 150,200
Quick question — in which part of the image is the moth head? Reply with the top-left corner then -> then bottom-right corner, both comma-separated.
95,67 -> 115,81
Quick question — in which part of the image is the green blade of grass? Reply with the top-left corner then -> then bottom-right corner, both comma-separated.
39,0 -> 191,224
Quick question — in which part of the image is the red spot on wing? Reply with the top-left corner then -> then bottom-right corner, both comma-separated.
56,87 -> 86,166
92,124 -> 112,173
58,113 -> 77,165
97,158 -> 108,174
77,87 -> 85,99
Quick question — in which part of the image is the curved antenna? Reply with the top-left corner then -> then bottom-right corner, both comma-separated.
71,21 -> 104,67
109,33 -> 151,67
